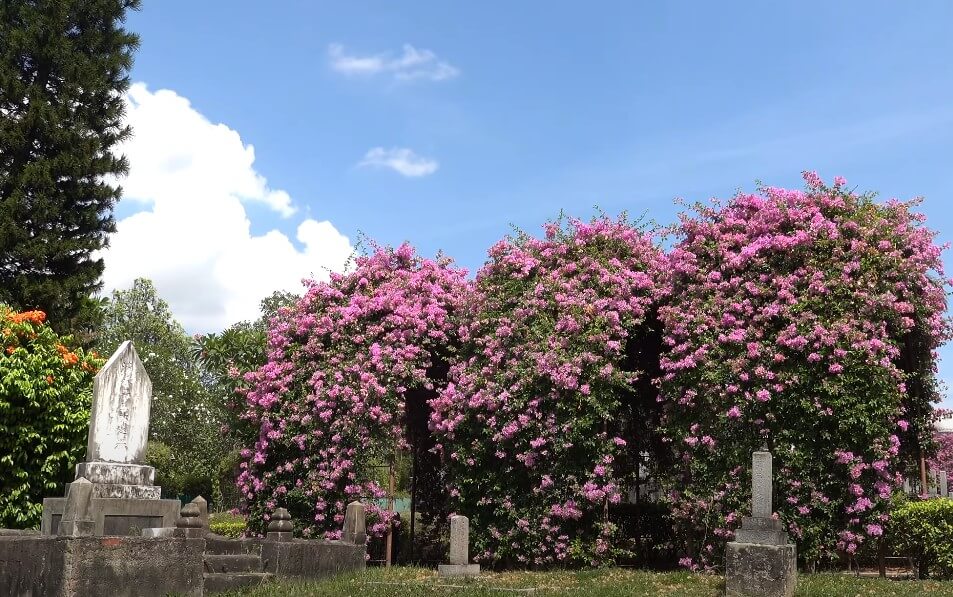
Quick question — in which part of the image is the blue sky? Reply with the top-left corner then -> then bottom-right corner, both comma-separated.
105,2 -> 953,398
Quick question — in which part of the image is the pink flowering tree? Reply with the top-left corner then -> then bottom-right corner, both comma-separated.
657,173 -> 950,569
237,243 -> 470,538
430,216 -> 669,567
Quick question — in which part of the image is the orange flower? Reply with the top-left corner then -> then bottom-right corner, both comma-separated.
8,310 -> 46,325
63,352 -> 79,366
5,346 -> 14,354
46,375 -> 54,385
56,344 -> 69,355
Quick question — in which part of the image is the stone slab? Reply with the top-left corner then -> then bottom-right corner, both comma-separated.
740,517 -> 782,531
449,515 -> 469,565
90,483 -> 162,500
261,540 -> 366,578
87,341 -> 152,465
75,462 -> 155,486
734,529 -> 789,546
725,541 -> 796,597
438,564 -> 481,578
0,535 -> 204,597
42,497 -> 180,536
142,527 -> 174,538
752,451 -> 773,518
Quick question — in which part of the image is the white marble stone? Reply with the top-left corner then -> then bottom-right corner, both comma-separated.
86,341 -> 152,464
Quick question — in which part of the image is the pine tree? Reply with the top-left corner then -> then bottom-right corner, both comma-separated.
0,0 -> 140,335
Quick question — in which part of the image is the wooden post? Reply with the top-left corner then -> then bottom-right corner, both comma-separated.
385,458 -> 395,567
878,538 -> 886,578
409,447 -> 418,563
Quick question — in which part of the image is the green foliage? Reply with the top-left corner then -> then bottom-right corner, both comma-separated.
0,306 -> 103,528
0,0 -> 140,335
99,279 -> 231,505
889,496 -> 953,579
209,511 -> 247,538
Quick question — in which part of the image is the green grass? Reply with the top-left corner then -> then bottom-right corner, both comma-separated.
216,566 -> 953,596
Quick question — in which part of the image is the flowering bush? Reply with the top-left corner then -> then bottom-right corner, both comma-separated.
237,244 -> 470,538
0,306 -> 103,528
430,216 -> 668,567
657,173 -> 950,569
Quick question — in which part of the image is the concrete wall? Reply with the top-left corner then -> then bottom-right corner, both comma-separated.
261,540 -> 365,578
0,536 -> 204,597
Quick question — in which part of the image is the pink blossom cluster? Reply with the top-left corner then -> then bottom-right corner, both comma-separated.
429,216 -> 669,567
657,173 -> 950,567
236,243 -> 470,538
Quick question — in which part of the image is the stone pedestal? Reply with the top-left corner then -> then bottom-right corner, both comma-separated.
725,541 -> 796,597
438,564 -> 482,577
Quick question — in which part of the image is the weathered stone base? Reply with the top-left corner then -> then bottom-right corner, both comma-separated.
438,563 -> 481,578
0,535 -> 204,597
75,462 -> 156,486
725,541 -> 796,597
42,497 -> 180,536
262,540 -> 367,578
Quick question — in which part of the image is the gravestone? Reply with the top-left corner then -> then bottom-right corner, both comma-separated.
342,501 -> 367,545
438,515 -> 480,577
42,341 -> 180,536
940,471 -> 949,498
725,450 -> 796,597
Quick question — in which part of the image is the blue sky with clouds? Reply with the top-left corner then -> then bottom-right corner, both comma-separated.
107,1 -> 953,398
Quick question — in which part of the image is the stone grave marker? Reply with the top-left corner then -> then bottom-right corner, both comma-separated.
342,501 -> 367,545
438,515 -> 480,577
725,450 -> 796,597
42,341 -> 181,536
941,471 -> 949,498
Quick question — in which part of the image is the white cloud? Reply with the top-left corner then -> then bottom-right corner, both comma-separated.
359,147 -> 439,178
328,43 -> 459,82
100,83 -> 354,332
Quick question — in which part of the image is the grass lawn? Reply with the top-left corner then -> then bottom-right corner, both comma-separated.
218,566 -> 953,596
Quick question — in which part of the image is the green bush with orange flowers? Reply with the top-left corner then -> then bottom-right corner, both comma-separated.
0,305 -> 103,528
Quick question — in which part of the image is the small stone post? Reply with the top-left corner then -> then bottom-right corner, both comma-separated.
342,501 -> 367,545
57,477 -> 95,537
438,515 -> 480,577
191,496 -> 209,533
173,502 -> 204,538
267,507 -> 293,542
725,450 -> 796,597
940,471 -> 949,498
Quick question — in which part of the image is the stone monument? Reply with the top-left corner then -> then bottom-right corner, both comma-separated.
438,515 -> 480,578
42,341 -> 181,536
342,501 -> 367,546
725,450 -> 796,597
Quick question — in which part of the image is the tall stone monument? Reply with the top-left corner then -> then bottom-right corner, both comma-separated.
725,450 -> 796,597
42,341 -> 181,536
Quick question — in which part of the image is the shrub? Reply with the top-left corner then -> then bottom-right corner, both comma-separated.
0,306 -> 103,528
890,497 -> 953,578
657,173 -> 950,569
430,216 -> 668,567
209,511 -> 247,538
238,244 -> 470,539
